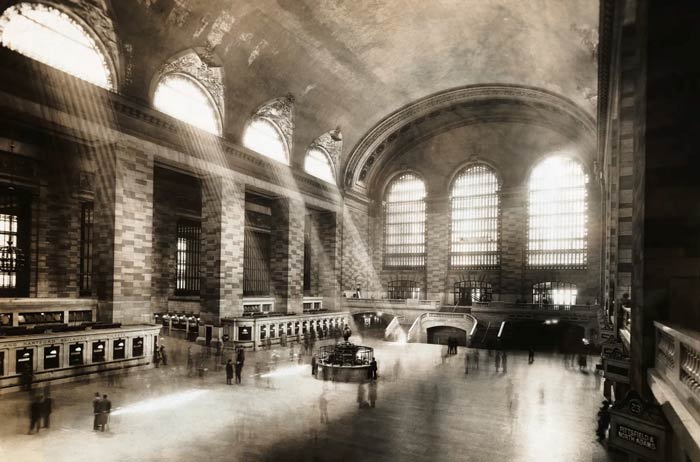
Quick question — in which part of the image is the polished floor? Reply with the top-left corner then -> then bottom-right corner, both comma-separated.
0,336 -> 620,462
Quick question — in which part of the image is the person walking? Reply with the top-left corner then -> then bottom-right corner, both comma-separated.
319,390 -> 329,423
28,395 -> 43,434
226,359 -> 234,385
41,392 -> 52,429
311,355 -> 318,376
92,392 -> 102,430
464,350 -> 470,374
495,351 -> 502,371
502,351 -> 508,373
528,346 -> 535,364
369,358 -> 378,381
368,380 -> 378,408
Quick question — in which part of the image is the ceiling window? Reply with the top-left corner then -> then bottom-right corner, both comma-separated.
153,73 -> 222,135
0,3 -> 113,89
384,173 -> 426,268
450,164 -> 500,268
304,147 -> 335,183
528,156 -> 588,268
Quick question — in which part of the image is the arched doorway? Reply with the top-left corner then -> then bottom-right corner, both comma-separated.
351,313 -> 391,339
427,326 -> 467,346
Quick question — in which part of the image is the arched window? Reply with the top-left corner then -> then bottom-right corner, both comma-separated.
384,173 -> 426,268
532,282 -> 577,306
453,280 -> 493,306
528,156 -> 588,267
153,73 -> 222,135
450,165 -> 500,267
242,118 -> 288,164
304,147 -> 335,183
387,280 -> 421,300
0,3 -> 114,90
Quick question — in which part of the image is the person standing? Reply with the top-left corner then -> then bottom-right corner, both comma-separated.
28,395 -> 43,434
159,345 -> 168,366
98,394 -> 111,432
235,347 -> 245,384
369,358 -> 378,381
154,348 -> 161,368
226,359 -> 234,385
495,351 -> 502,371
92,392 -> 102,430
528,346 -> 535,364
41,392 -> 52,429
311,355 -> 318,376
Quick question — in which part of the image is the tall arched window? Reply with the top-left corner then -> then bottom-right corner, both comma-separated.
0,3 -> 114,90
384,173 -> 426,268
450,165 -> 500,267
153,73 -> 222,135
528,156 -> 588,267
304,147 -> 335,183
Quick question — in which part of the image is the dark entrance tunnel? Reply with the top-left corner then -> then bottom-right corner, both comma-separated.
351,313 -> 391,339
427,326 -> 467,347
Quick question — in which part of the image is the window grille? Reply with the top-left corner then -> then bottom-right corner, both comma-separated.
244,230 -> 271,296
528,156 -> 588,268
450,165 -> 500,267
79,202 -> 93,294
384,173 -> 426,268
387,280 -> 421,300
0,189 -> 29,296
175,220 -> 201,295
453,280 -> 493,306
532,282 -> 578,306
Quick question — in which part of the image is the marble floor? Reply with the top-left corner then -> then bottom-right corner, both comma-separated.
0,336 -> 622,462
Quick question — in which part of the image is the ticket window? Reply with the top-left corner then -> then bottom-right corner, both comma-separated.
295,322 -> 300,335
302,322 -> 307,334
43,346 -> 60,370
238,326 -> 252,341
92,341 -> 106,363
69,343 -> 84,366
132,337 -> 144,357
16,348 -> 33,374
113,339 -> 126,360
287,323 -> 293,335
260,325 -> 267,340
279,324 -> 285,336
270,325 -> 276,339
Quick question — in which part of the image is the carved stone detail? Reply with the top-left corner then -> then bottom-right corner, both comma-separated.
309,127 -> 343,167
251,93 -> 295,156
160,49 -> 225,121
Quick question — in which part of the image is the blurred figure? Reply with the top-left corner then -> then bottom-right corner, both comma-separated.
92,392 -> 102,430
319,390 -> 329,423
311,354 -> 318,376
464,350 -> 470,374
154,348 -> 161,368
159,345 -> 168,366
502,351 -> 508,373
97,394 -> 111,432
21,368 -> 33,392
495,351 -> 502,371
41,391 -> 52,428
368,380 -> 378,408
474,350 -> 479,370
28,395 -> 43,434
528,346 -> 535,364
369,358 -> 378,380
357,382 -> 367,409
392,359 -> 402,381
596,400 -> 611,442
235,347 -> 245,384
226,359 -> 234,385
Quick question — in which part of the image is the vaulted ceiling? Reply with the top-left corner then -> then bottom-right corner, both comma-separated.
7,0 -> 600,178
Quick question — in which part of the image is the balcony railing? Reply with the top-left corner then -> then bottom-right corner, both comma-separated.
342,298 -> 441,309
652,322 -> 700,426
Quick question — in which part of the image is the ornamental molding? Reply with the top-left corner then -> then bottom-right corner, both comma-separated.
344,84 -> 596,193
158,49 -> 225,123
309,127 -> 343,167
251,93 -> 295,158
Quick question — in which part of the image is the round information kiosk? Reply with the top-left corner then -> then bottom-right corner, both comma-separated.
315,327 -> 374,382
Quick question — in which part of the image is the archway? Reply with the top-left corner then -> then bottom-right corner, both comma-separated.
427,326 -> 467,347
351,312 -> 391,339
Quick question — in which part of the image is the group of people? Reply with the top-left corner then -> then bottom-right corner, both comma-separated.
154,344 -> 168,367
225,346 -> 246,385
28,392 -> 52,434
92,392 -> 112,432
446,336 -> 460,355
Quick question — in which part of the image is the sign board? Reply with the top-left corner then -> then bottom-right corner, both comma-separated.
603,356 -> 631,383
609,391 -> 668,462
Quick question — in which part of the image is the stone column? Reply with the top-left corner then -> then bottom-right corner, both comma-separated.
317,210 -> 341,310
93,143 -> 154,325
200,175 -> 245,324
270,198 -> 305,314
425,195 -> 449,302
499,187 -> 527,302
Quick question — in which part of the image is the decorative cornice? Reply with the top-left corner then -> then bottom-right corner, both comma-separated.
344,84 -> 597,194
309,127 -> 342,171
251,93 -> 295,158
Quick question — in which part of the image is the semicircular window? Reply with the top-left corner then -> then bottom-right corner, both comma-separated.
0,3 -> 114,90
304,147 -> 335,183
242,118 -> 288,164
153,73 -> 222,136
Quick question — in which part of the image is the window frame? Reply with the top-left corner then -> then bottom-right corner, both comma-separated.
175,219 -> 202,296
304,146 -> 336,184
382,172 -> 427,269
449,164 -> 501,269
79,201 -> 93,295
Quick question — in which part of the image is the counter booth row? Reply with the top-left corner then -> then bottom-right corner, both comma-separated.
224,313 -> 351,350
0,325 -> 162,393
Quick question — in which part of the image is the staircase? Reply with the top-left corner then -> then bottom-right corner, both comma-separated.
469,321 -> 504,349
